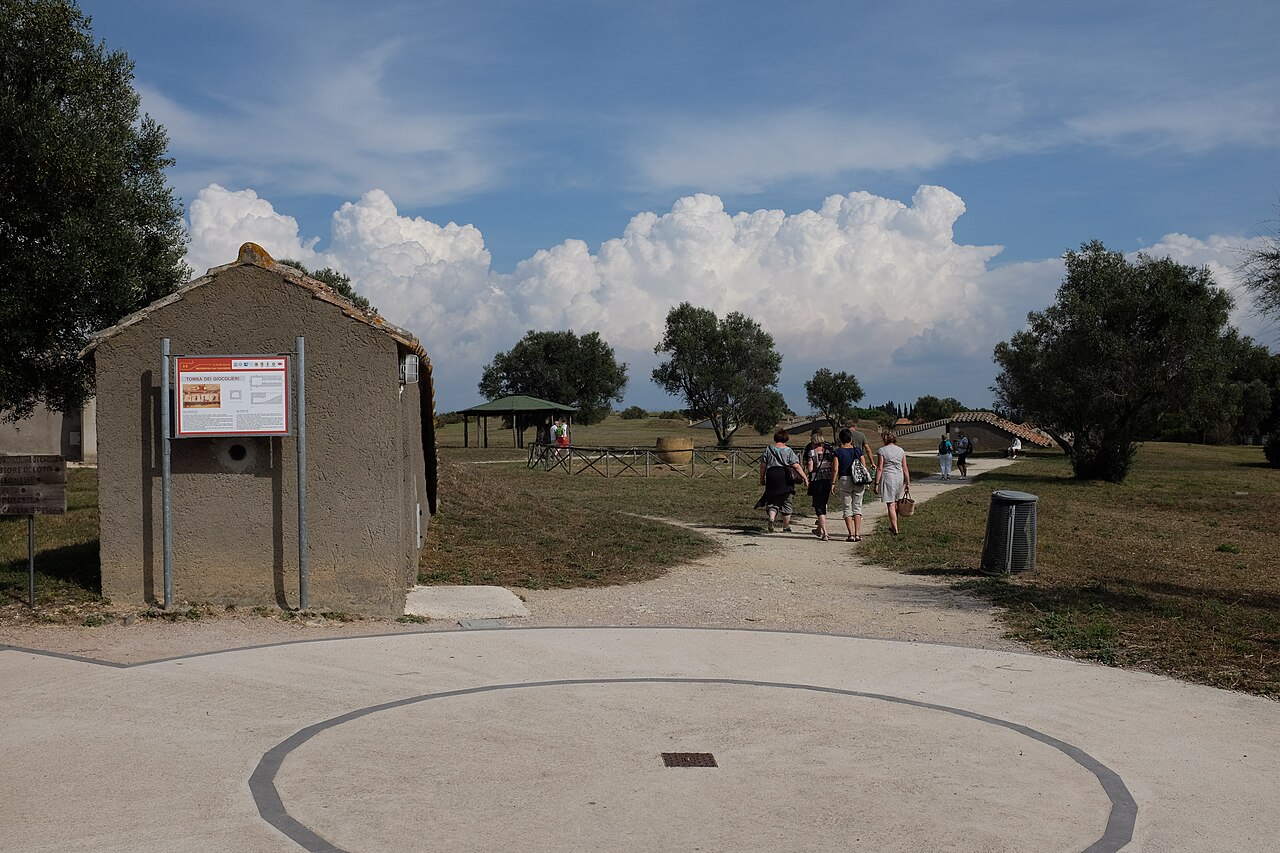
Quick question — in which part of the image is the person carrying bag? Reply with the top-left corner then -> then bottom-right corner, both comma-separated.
834,428 -> 869,541
874,432 -> 911,536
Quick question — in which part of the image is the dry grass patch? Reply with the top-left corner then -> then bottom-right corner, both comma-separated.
420,457 -> 718,588
863,443 -> 1280,697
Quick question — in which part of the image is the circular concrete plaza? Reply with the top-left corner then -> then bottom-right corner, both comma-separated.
2,627 -> 1278,852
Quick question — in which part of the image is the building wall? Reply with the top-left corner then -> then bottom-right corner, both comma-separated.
901,423 -> 949,441
95,264 -> 425,615
0,400 -> 96,463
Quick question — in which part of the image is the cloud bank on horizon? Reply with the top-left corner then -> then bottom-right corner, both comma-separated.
185,183 -> 1265,413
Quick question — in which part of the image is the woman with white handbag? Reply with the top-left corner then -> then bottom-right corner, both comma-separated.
834,428 -> 871,541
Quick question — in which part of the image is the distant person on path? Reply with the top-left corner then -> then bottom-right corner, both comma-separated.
756,429 -> 807,534
1008,436 -> 1021,459
553,417 -> 570,459
938,433 -> 955,480
875,432 -> 911,536
804,429 -> 837,541
955,430 -> 972,479
834,428 -> 868,541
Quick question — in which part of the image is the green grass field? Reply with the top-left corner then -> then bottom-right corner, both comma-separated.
862,443 -> 1280,697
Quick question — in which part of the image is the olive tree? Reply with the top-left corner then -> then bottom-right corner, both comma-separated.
804,369 -> 863,434
278,259 -> 376,315
1,0 -> 189,420
479,329 -> 628,425
652,303 -> 787,447
1239,207 -> 1280,322
993,241 -> 1233,482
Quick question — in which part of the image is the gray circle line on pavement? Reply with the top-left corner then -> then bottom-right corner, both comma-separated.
3,623 -> 1093,670
250,677 -> 1137,853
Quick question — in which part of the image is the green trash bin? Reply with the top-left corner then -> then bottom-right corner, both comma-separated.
981,490 -> 1038,573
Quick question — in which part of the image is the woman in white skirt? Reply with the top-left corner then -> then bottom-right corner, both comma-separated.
875,433 -> 911,536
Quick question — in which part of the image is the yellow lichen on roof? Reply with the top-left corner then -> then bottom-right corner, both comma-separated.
237,242 -> 276,267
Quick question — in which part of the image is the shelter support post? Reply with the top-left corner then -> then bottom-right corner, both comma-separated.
464,416 -> 469,447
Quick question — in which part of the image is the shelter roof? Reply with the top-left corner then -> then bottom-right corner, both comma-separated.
950,411 -> 1055,447
79,242 -> 427,360
892,412 -> 1054,447
461,395 -> 577,415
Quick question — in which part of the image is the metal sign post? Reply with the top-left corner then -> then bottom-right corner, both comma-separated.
161,338 -> 173,608
296,336 -> 308,611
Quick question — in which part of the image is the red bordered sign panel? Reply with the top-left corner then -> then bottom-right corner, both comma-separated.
175,356 -> 291,437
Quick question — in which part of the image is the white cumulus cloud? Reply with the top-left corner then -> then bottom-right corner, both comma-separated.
185,183 -> 1271,411
185,185 -> 324,276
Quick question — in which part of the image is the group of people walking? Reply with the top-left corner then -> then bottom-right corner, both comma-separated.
756,423 -> 914,540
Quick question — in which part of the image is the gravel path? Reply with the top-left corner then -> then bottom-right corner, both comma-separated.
1,458 -> 1022,662
518,457 -> 1023,649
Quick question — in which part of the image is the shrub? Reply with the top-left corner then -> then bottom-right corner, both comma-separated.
619,405 -> 648,420
1264,432 -> 1280,467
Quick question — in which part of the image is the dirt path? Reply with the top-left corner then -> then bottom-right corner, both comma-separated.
518,457 -> 1022,649
1,458 -> 1021,662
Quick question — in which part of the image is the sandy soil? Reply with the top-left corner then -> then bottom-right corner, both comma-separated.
0,457 -> 1021,663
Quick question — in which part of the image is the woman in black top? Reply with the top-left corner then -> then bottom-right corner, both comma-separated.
804,430 -> 837,541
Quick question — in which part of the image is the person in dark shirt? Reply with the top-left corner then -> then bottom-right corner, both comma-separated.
833,428 -> 869,541
803,430 -> 837,541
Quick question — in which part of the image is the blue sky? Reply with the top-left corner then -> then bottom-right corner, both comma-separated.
89,0 -> 1280,413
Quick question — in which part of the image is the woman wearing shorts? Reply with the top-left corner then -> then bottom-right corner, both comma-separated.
834,428 -> 867,541
875,432 -> 911,536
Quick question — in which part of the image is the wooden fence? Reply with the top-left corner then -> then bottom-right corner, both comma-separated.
526,442 -> 763,479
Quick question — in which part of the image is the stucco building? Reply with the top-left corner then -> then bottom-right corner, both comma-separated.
0,400 -> 97,463
82,243 -> 436,615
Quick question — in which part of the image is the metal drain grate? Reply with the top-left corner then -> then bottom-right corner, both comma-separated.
662,752 -> 717,767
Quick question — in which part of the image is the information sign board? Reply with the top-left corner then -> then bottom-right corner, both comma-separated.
175,356 -> 291,437
0,454 -> 67,515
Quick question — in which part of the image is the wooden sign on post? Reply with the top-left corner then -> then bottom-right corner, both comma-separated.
1,454 -> 67,608
0,454 -> 67,515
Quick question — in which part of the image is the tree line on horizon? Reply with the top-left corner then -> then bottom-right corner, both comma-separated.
6,1 -> 1280,482
478,241 -> 1280,479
